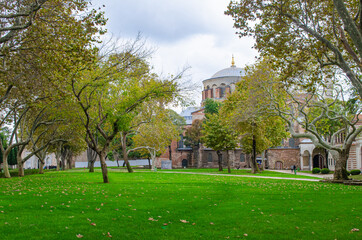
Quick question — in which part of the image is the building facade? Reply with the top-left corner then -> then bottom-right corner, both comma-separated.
159,57 -> 362,171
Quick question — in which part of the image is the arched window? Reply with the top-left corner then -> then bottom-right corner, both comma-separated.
220,83 -> 226,98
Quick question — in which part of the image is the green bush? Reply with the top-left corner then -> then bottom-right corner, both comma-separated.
350,169 -> 361,175
312,168 -> 321,174
0,169 -> 40,178
321,168 -> 330,174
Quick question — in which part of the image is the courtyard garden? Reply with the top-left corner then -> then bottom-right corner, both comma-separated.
0,171 -> 361,240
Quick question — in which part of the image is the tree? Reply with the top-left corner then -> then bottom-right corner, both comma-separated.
70,45 -> 181,183
222,60 -> 288,173
203,98 -> 222,115
0,0 -> 48,45
226,0 -> 362,99
267,84 -> 362,180
236,58 -> 362,180
0,0 -> 105,177
132,107 -> 180,171
0,0 -> 105,107
184,119 -> 203,168
201,113 -> 238,173
0,132 -> 18,168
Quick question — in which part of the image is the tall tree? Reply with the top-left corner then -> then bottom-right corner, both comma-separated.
184,119 -> 203,168
201,113 -> 238,173
268,85 -> 362,180
226,0 -> 362,99
0,0 -> 48,45
223,60 -> 288,173
132,108 -> 180,170
70,47 -> 181,183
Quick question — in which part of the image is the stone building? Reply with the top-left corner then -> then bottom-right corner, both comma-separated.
159,57 -> 362,171
158,57 -> 252,169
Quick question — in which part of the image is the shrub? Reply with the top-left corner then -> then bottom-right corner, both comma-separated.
347,171 -> 351,176
321,168 -> 330,174
312,168 -> 321,174
0,169 -> 40,178
350,169 -> 361,175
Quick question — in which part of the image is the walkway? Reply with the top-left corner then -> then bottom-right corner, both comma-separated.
161,171 -> 323,182
268,169 -> 334,179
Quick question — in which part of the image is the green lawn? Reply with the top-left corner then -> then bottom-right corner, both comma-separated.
351,174 -> 362,180
0,171 -> 361,240
156,168 -> 322,179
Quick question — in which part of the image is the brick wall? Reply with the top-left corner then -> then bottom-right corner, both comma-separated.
267,148 -> 300,170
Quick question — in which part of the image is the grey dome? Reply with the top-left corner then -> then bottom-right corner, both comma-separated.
211,66 -> 245,78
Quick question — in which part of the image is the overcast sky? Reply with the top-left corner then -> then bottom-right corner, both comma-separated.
95,0 -> 258,109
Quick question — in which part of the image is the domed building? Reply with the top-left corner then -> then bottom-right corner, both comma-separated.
157,57 -> 249,169
202,57 -> 244,102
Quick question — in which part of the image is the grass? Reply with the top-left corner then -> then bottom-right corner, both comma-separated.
0,171 -> 361,240
351,174 -> 362,180
156,168 -> 321,179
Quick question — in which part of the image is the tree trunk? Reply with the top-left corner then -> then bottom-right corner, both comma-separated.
55,144 -> 62,171
17,150 -> 24,177
87,146 -> 97,172
251,135 -> 260,174
2,150 -> 11,178
332,150 -> 349,180
56,156 -> 60,171
67,154 -> 72,169
89,161 -> 95,173
18,161 -> 24,177
193,145 -> 199,168
217,150 -> 223,171
169,145 -> 172,161
39,160 -> 44,174
226,150 -> 231,173
122,133 -> 133,173
99,151 -> 109,183
148,157 -> 151,169
151,150 -> 157,171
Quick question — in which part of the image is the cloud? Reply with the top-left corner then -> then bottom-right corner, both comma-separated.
100,0 -> 235,43
95,0 -> 258,109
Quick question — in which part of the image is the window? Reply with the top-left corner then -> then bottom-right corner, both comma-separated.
208,153 -> 213,162
178,134 -> 184,148
289,138 -> 295,148
240,154 -> 245,162
220,87 -> 225,98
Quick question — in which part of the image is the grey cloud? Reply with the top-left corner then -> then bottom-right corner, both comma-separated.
99,0 -> 230,43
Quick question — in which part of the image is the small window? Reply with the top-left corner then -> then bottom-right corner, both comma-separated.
178,134 -> 184,148
240,154 -> 245,162
208,153 -> 213,162
289,138 -> 295,148
220,87 -> 225,98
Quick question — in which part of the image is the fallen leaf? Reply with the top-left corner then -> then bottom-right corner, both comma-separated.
76,234 -> 83,238
180,219 -> 189,223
